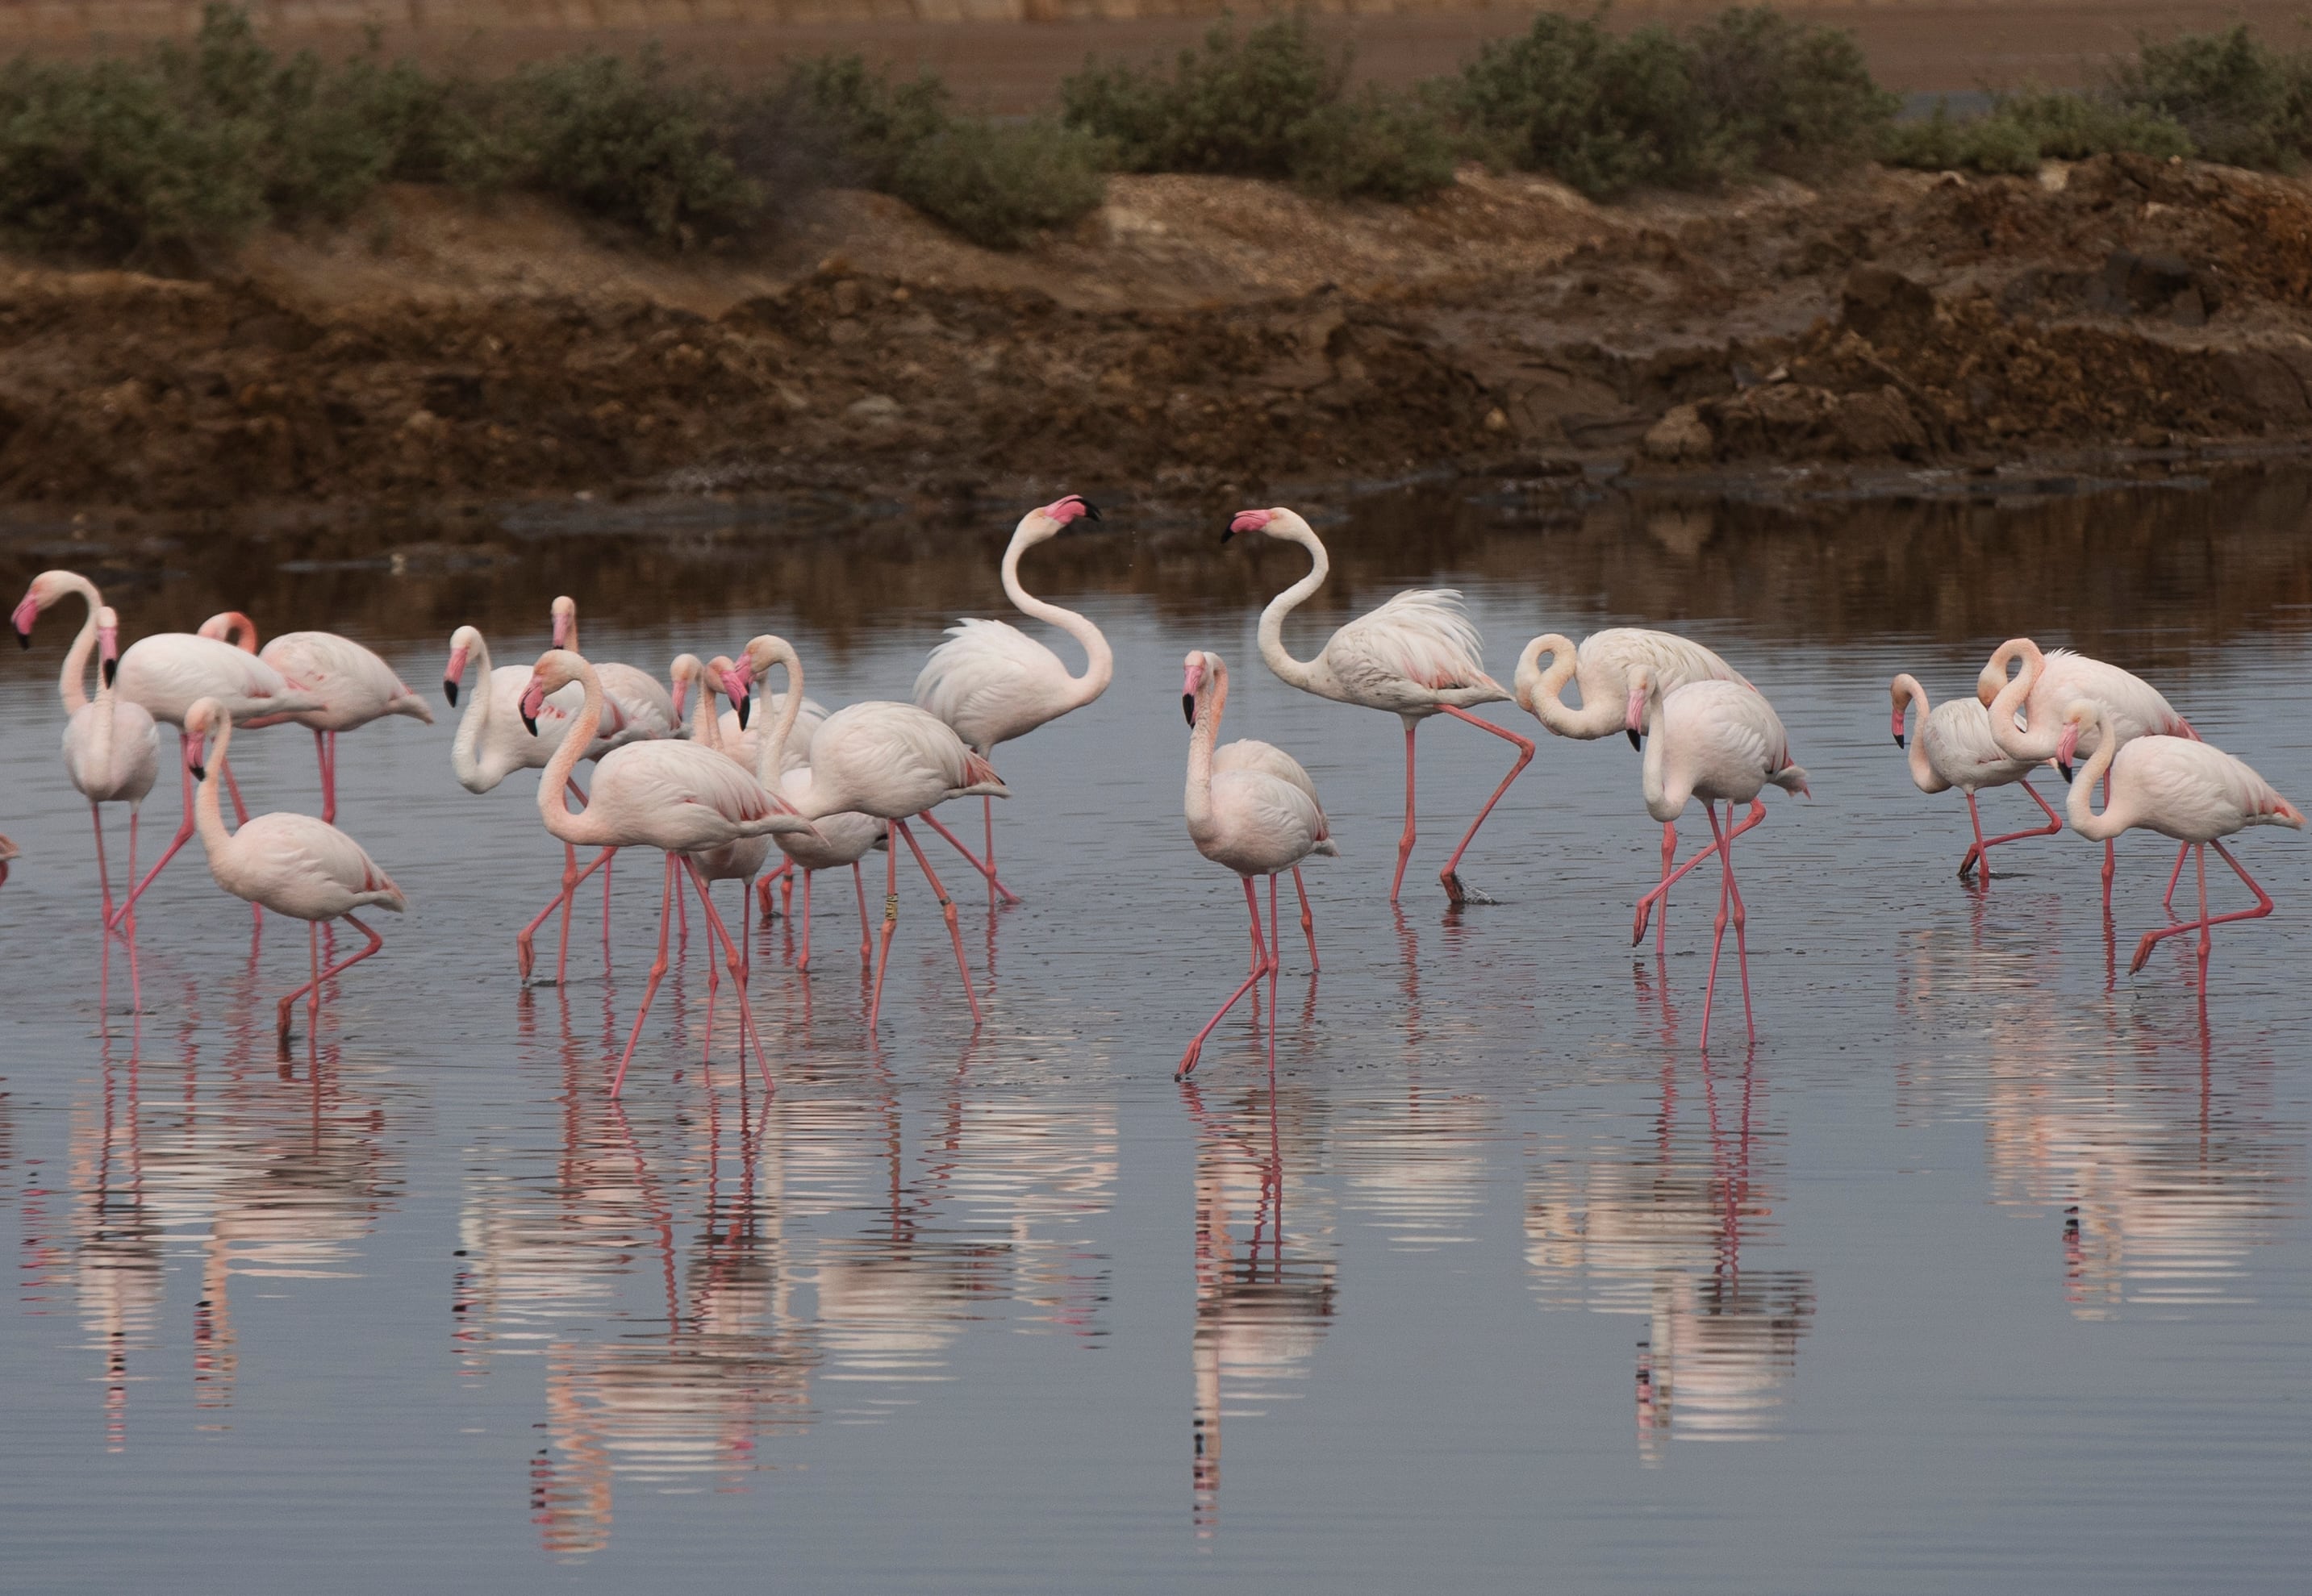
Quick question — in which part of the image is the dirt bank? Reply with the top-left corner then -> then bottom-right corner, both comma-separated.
7,152 -> 2312,518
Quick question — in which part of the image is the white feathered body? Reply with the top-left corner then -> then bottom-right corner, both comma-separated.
1521,626 -> 1751,739
595,663 -> 679,746
1991,647 -> 2192,762
1913,696 -> 2042,795
204,812 -> 407,922
591,741 -> 795,855
1643,680 -> 1809,820
2080,737 -> 2305,844
261,631 -> 434,732
1193,744 -> 1337,878
63,698 -> 160,807
798,702 -> 1008,820
118,634 -> 323,727
1308,590 -> 1509,715
452,661 -> 588,794
915,619 -> 1091,752
771,767 -> 887,870
720,693 -> 825,774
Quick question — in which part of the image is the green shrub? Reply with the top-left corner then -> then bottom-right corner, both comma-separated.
892,119 -> 1108,248
1997,88 -> 2191,160
1290,85 -> 1459,201
1684,6 -> 1896,177
2111,23 -> 2312,168
1880,101 -> 2041,175
742,53 -> 952,192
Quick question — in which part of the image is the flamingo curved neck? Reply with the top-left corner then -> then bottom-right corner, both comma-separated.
449,631 -> 497,790
1517,635 -> 1616,737
536,652 -> 607,845
1003,528 -> 1113,710
1184,663 -> 1228,841
194,716 -> 236,858
1893,674 -> 1941,792
755,644 -> 809,806
2065,705 -> 2126,840
56,591 -> 99,716
1989,640 -> 2052,759
1639,692 -> 1679,821
1255,522 -> 1334,699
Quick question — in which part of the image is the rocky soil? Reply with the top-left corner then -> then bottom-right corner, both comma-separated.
6,154 -> 2312,518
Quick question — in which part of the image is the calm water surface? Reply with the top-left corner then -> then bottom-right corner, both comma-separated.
2,476 -> 2309,1591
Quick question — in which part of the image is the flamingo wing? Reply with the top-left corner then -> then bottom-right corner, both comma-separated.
1216,739 -> 1329,831
2124,738 -> 2306,837
914,618 -> 1074,750
1325,590 -> 1500,699
262,631 -> 433,728
230,813 -> 407,914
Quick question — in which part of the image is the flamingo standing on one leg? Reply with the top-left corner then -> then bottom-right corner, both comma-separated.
914,494 -> 1112,902
47,603 -> 161,959
519,650 -> 823,1095
1979,638 -> 2197,907
442,624 -> 616,983
1633,677 -> 1810,1050
1891,673 -> 2064,878
2055,698 -> 2303,984
720,640 -> 884,974
1518,627 -> 1752,944
1224,506 -> 1531,906
179,697 -> 407,1055
197,612 -> 433,823
725,635 -> 1006,1030
1176,650 -> 1337,1078
14,571 -> 322,931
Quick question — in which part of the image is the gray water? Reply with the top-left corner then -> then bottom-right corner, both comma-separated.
2,474 -> 2309,1591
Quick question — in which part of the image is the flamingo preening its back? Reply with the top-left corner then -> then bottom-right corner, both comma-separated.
1891,672 -> 2064,880
1225,506 -> 1530,906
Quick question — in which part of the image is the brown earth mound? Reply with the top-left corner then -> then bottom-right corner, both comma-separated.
6,155 -> 2312,517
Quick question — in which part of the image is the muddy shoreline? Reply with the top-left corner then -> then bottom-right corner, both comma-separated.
6,153 -> 2312,523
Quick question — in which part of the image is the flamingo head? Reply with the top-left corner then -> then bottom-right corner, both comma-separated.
667,652 -> 702,722
550,595 -> 577,651
703,655 -> 748,728
1183,651 -> 1209,726
520,649 -> 582,735
1030,494 -> 1101,538
726,635 -> 800,730
1888,677 -> 1911,748
1221,508 -> 1277,544
2054,698 -> 2096,782
182,696 -> 226,780
442,626 -> 479,706
1623,665 -> 1656,751
12,570 -> 80,644
96,606 -> 121,688
721,652 -> 759,729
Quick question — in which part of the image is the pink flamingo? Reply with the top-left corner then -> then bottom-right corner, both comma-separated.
197,612 -> 433,823
48,602 -> 161,947
179,696 -> 407,1054
548,594 -> 682,938
1891,673 -> 2064,878
1519,626 -> 1752,944
443,623 -> 616,984
721,639 -> 885,973
2055,698 -> 2303,982
1225,506 -> 1531,906
725,635 -> 1006,1030
913,494 -> 1112,902
14,571 -> 321,930
666,653 -> 770,976
1633,677 -> 1810,1050
520,649 -> 823,1095
1979,638 -> 2196,906
1176,650 -> 1337,1077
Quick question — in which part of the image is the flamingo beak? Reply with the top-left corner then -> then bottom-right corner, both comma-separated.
1625,683 -> 1648,749
2055,723 -> 2080,783
1183,693 -> 1196,727
102,657 -> 117,688
443,645 -> 468,706
519,681 -> 545,736
443,679 -> 459,706
670,677 -> 690,720
734,694 -> 750,731
1893,732 -> 1905,749
186,730 -> 207,782
1627,728 -> 1642,751
1081,499 -> 1103,521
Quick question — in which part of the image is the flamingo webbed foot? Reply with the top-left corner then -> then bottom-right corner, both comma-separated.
1439,869 -> 1496,906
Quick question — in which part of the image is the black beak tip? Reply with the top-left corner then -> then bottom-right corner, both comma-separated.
1219,527 -> 1234,544
520,713 -> 538,736
1893,733 -> 1905,749
443,680 -> 459,706
735,698 -> 751,730
13,627 -> 27,650
1626,728 -> 1642,751
1081,499 -> 1102,521
102,659 -> 116,687
2058,760 -> 2074,784
1182,694 -> 1196,727
190,763 -> 206,781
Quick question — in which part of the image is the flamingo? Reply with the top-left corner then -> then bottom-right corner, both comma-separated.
1224,506 -> 1531,905
13,570 -> 321,931
726,635 -> 1006,1030
197,611 -> 434,823
1518,627 -> 1752,945
1631,677 -> 1810,1050
671,652 -> 825,924
1979,638 -> 2197,906
519,649 -> 823,1095
1176,649 -> 1337,1078
666,653 -> 771,975
442,624 -> 615,985
179,696 -> 407,1054
720,639 -> 886,973
549,596 -> 679,739
913,494 -> 1112,902
48,602 -> 161,945
1891,673 -> 2064,878
0,833 -> 15,889
2055,698 -> 2303,982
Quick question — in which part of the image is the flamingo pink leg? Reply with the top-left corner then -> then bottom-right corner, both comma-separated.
1177,877 -> 1272,1078
921,808 -> 1021,906
610,856 -> 680,1098
1267,873 -> 1281,1063
1434,706 -> 1536,905
273,912 -> 384,1053
2129,839 -> 2275,975
894,819 -> 981,1023
221,760 -> 249,827
1960,777 -> 2066,878
313,728 -> 336,825
1634,802 -> 1763,944
870,827 -> 902,1030
683,859 -> 770,1092
109,732 -> 198,931
853,862 -> 872,967
2161,840 -> 2194,913
517,845 -> 615,982
1698,801 -> 1755,1052
1291,865 -> 1318,972
90,802 -> 115,931
1390,719 -> 1420,903
121,810 -> 140,1010
1657,822 -> 1676,951
796,868 -> 814,971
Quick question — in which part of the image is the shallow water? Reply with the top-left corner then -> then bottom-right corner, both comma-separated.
2,474 -> 2309,1592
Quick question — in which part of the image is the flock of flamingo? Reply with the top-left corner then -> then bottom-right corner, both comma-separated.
7,495 -> 2306,1082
